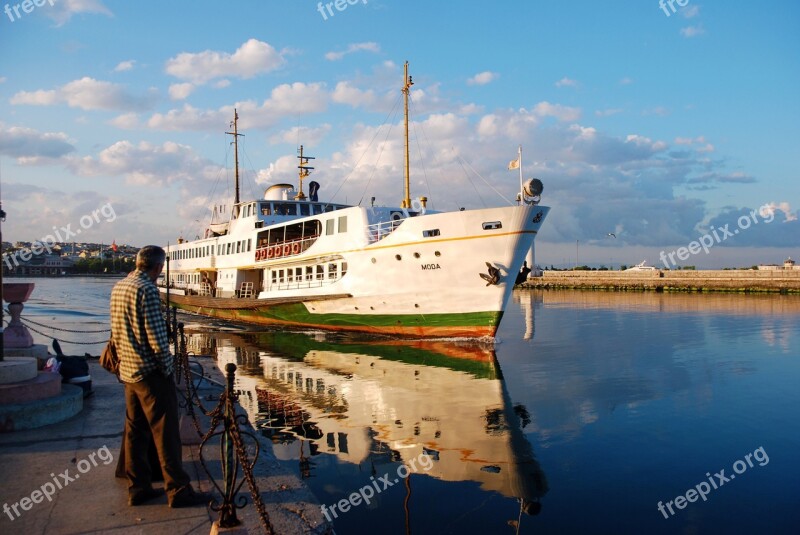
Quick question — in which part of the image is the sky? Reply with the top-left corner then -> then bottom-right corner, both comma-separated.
0,0 -> 798,268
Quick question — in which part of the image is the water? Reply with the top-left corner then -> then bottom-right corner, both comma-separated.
15,278 -> 800,534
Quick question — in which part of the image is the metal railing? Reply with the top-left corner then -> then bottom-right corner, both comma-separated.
366,218 -> 405,244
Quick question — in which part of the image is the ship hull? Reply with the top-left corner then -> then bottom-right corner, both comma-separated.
162,204 -> 548,338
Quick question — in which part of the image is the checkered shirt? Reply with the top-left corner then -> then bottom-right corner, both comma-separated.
110,270 -> 173,383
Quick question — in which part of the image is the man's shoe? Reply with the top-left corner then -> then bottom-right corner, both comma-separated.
128,487 -> 165,506
169,487 -> 213,508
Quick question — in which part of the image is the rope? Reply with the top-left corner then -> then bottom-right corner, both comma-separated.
13,320 -> 107,345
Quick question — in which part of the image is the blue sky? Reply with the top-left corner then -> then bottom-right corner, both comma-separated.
1,0 -> 798,268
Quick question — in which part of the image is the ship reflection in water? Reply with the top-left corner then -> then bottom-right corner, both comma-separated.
185,327 -> 548,533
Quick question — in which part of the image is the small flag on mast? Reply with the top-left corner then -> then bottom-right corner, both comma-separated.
111,240 -> 118,252
508,157 -> 520,170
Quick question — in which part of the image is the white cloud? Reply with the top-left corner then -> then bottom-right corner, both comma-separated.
168,83 -> 195,101
109,113 -> 140,130
619,77 -> 633,85
165,39 -> 285,84
269,124 -> 332,146
555,77 -> 578,88
467,71 -> 498,86
332,81 -> 377,108
325,42 -> 380,61
680,25 -> 705,37
213,79 -> 231,89
759,202 -> 798,222
533,101 -> 581,122
10,77 -> 156,112
681,5 -> 700,18
0,77 -> 7,84
44,0 -> 112,26
66,140 -> 221,186
147,82 -> 328,131
0,124 -> 76,161
114,60 -> 135,72
595,108 -> 623,117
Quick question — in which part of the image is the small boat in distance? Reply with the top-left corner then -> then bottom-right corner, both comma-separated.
159,62 -> 549,338
625,260 -> 659,271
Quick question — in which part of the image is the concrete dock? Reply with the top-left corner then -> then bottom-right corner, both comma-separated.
522,269 -> 800,293
0,359 -> 332,535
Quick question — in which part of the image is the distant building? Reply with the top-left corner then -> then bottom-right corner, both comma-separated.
4,254 -> 75,276
757,257 -> 799,271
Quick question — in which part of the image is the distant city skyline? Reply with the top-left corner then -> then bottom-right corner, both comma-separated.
1,1 -> 798,269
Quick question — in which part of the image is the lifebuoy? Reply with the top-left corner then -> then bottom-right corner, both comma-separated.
266,246 -> 274,259
255,250 -> 261,261
283,244 -> 291,256
274,244 -> 283,258
291,242 -> 301,255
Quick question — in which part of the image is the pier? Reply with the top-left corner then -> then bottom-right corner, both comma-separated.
521,270 -> 800,293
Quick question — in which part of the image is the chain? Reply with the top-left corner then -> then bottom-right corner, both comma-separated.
14,319 -> 107,345
229,414 -> 275,534
17,315 -> 110,333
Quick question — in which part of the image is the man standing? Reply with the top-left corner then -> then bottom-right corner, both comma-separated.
110,245 -> 211,507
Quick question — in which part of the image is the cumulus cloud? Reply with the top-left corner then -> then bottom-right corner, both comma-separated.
147,82 -> 328,131
0,124 -> 76,162
680,25 -> 705,37
467,71 -> 499,86
114,60 -> 135,72
555,77 -> 578,88
10,77 -> 156,112
65,140 -> 222,186
168,83 -> 195,100
165,39 -> 285,84
325,42 -> 380,61
269,124 -> 332,146
44,0 -> 112,26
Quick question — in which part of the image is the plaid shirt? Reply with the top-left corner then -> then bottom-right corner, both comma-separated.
110,270 -> 173,382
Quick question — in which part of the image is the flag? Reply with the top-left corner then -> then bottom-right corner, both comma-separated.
507,157 -> 520,170
111,240 -> 118,252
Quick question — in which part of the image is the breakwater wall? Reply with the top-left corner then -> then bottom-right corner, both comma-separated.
521,270 -> 800,293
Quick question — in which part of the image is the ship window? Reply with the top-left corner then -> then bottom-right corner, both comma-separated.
326,219 -> 335,236
261,203 -> 271,216
271,270 -> 277,284
338,216 -> 347,233
278,269 -> 285,283
247,240 -> 252,252
295,267 -> 302,280
482,221 -> 502,230
312,204 -> 323,215
288,269 -> 294,282
423,229 -> 440,237
316,265 -> 324,280
227,243 -> 232,255
328,263 -> 337,279
341,262 -> 348,276
305,266 -> 313,280
300,204 -> 310,216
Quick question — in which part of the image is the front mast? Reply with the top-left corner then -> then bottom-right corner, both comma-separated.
226,109 -> 243,208
402,61 -> 414,209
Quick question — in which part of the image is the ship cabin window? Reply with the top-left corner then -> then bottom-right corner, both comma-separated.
260,202 -> 271,216
300,204 -> 310,216
275,203 -> 296,216
295,267 -> 303,280
328,263 -> 337,280
288,269 -> 294,283
305,266 -> 313,280
278,269 -> 285,283
326,219 -> 335,236
482,221 -> 502,230
247,239 -> 252,252
271,271 -> 277,284
226,243 -> 232,255
338,216 -> 347,233
316,265 -> 324,280
423,229 -> 441,237
341,262 -> 348,276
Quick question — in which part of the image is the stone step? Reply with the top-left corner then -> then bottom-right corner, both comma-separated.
0,384 -> 83,432
0,372 -> 63,404
0,357 -> 39,385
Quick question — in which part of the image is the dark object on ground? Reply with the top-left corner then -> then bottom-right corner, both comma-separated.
129,487 -> 165,506
169,487 -> 213,508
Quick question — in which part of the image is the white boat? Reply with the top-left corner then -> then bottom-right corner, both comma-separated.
160,63 -> 549,338
624,260 -> 659,272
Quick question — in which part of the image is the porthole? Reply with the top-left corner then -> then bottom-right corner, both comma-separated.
434,251 -> 441,257
395,254 -> 402,261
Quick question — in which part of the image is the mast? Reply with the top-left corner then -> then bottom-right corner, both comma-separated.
226,109 -> 243,207
296,145 -> 314,200
402,61 -> 414,209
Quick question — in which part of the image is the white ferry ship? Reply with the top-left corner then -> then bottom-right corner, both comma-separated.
161,63 -> 549,338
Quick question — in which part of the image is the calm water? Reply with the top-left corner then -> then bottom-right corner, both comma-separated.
15,278 -> 800,534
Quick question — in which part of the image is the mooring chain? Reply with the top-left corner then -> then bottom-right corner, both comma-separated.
229,413 -> 275,535
14,319 -> 107,345
16,315 -> 111,333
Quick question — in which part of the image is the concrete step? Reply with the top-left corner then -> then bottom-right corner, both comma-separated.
0,357 -> 39,384
0,371 -> 63,404
0,384 -> 83,432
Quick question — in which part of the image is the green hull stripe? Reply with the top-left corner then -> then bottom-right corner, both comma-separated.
172,301 -> 502,330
